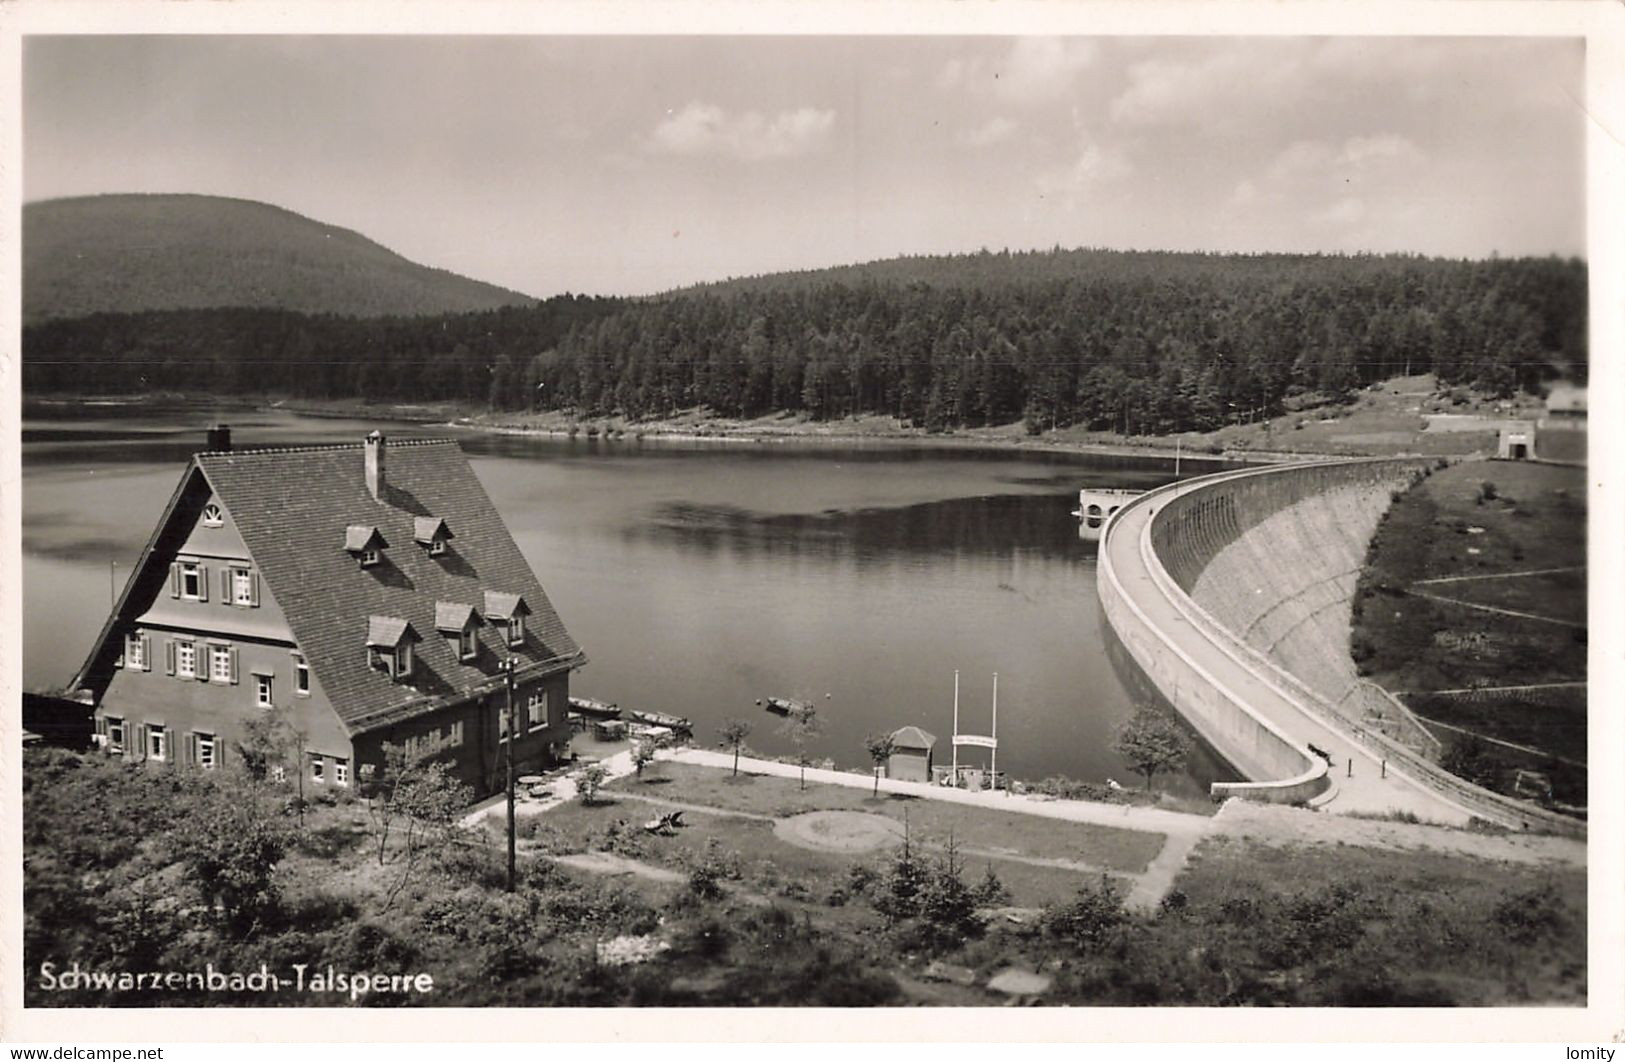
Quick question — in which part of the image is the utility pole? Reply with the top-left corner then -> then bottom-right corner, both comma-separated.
503,656 -> 518,892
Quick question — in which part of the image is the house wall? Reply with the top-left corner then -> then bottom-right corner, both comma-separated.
352,670 -> 571,799
886,747 -> 932,783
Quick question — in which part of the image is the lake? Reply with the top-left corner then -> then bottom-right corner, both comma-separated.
21,405 -> 1241,796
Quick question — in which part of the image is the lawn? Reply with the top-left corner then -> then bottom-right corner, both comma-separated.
603,760 -> 1168,874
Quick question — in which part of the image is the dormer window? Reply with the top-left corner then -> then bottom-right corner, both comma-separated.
483,591 -> 532,650
345,526 -> 390,569
365,616 -> 419,681
434,601 -> 482,663
201,504 -> 224,528
414,516 -> 454,558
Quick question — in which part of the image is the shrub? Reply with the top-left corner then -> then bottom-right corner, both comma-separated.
576,763 -> 609,805
1043,874 -> 1128,950
1491,883 -> 1569,944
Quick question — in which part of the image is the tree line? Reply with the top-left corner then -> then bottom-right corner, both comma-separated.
23,248 -> 1586,435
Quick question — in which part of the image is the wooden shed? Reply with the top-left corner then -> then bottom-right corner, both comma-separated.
885,725 -> 937,783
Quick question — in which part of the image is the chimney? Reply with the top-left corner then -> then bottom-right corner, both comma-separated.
364,431 -> 387,501
205,424 -> 232,452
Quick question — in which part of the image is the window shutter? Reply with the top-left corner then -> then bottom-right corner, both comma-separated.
139,724 -> 149,761
221,569 -> 232,605
170,563 -> 180,598
196,648 -> 209,683
141,635 -> 152,672
197,566 -> 209,602
229,647 -> 239,685
165,639 -> 176,676
249,572 -> 260,607
187,733 -> 196,766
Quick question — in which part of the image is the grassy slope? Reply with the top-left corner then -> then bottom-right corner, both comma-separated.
1351,459 -> 1587,802
24,194 -> 536,323
25,751 -> 1585,1007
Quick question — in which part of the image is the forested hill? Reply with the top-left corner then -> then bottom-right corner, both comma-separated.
24,194 -> 538,324
23,246 -> 1585,437
548,249 -> 1586,433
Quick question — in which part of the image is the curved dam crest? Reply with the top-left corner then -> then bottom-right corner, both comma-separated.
1098,457 -> 1583,836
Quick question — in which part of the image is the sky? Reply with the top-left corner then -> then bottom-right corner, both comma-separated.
23,34 -> 1588,298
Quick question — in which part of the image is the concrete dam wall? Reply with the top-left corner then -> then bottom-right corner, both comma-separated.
1151,458 -> 1438,755
1099,457 -> 1584,835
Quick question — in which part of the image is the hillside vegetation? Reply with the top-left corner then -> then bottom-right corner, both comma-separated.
25,242 -> 1584,443
24,194 -> 537,324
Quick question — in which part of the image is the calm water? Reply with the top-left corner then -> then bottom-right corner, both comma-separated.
22,405 -> 1240,795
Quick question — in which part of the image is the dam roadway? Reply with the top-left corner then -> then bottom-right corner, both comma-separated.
1100,468 -> 1477,825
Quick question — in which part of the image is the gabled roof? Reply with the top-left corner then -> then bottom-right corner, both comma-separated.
366,616 -> 418,649
192,439 -> 583,732
434,601 -> 480,633
483,590 -> 530,621
890,725 -> 936,750
413,516 -> 453,545
345,525 -> 389,552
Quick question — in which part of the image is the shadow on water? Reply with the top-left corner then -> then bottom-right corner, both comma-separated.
631,493 -> 1101,564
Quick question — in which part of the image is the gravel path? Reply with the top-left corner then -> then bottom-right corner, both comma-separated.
1213,800 -> 1585,867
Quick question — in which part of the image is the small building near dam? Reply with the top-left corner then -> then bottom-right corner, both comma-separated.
884,725 -> 936,783
1074,488 -> 1141,539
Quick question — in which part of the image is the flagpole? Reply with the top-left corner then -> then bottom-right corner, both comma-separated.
990,672 -> 998,789
951,670 -> 959,785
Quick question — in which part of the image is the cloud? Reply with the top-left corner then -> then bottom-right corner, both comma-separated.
1229,134 -> 1425,228
648,102 -> 835,161
1036,134 -> 1133,208
955,117 -> 1018,148
939,38 -> 1098,105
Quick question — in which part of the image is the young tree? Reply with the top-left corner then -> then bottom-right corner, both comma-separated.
631,738 -> 657,780
577,762 -> 609,806
777,705 -> 824,791
718,718 -> 752,777
1113,706 -> 1192,792
366,738 -> 472,908
863,732 -> 897,796
234,703 -> 306,829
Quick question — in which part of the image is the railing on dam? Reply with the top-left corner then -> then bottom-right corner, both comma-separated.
1101,457 -> 1584,837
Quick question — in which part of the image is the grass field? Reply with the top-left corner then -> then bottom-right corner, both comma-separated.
602,761 -> 1168,873
1351,458 -> 1587,806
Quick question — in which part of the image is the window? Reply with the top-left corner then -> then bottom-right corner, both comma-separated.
176,641 -> 197,678
498,707 -> 510,743
196,732 -> 217,770
527,690 -> 546,730
180,562 -> 202,600
393,643 -> 413,678
360,547 -> 381,568
255,674 -> 274,708
124,634 -> 145,671
210,644 -> 233,683
507,615 -> 525,646
294,654 -> 311,695
271,764 -> 287,784
106,717 -> 125,754
232,567 -> 254,606
429,538 -> 447,557
310,754 -> 325,784
458,627 -> 477,662
202,504 -> 224,528
147,724 -> 167,763
448,720 -> 464,747
334,758 -> 350,787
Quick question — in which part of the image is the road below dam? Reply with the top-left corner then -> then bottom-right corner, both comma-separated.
1098,457 -> 1583,835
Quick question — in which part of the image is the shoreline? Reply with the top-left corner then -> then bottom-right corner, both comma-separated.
22,391 -> 1348,465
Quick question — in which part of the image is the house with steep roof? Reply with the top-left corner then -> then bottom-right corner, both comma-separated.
68,429 -> 585,798
883,725 -> 936,784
